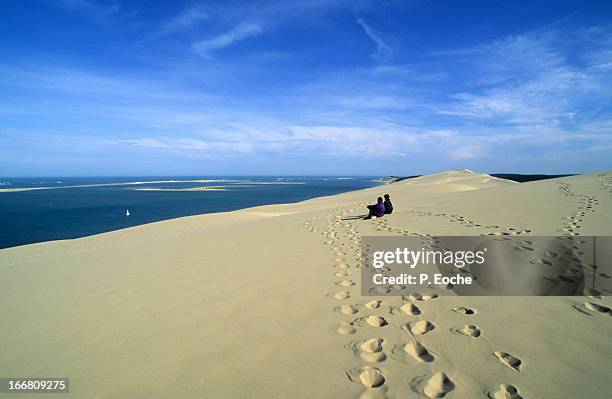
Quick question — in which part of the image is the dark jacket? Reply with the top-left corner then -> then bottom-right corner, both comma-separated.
373,203 -> 385,217
384,199 -> 393,214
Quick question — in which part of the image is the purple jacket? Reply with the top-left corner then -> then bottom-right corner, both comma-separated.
373,203 -> 385,217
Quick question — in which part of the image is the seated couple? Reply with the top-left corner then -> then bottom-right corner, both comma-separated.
365,194 -> 393,219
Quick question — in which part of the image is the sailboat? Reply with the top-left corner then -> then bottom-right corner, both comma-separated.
125,209 -> 130,216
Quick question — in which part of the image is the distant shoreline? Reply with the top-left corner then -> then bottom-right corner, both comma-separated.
0,179 -> 305,193
132,186 -> 227,192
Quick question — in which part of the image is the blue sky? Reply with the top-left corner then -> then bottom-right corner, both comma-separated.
1,0 -> 612,176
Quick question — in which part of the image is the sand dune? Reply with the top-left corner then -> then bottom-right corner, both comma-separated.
1,170 -> 611,398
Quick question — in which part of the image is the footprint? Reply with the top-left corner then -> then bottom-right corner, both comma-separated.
347,366 -> 386,388
408,320 -> 435,335
494,351 -> 521,372
336,279 -> 356,287
423,372 -> 455,398
365,300 -> 382,309
333,291 -> 350,300
488,384 -> 523,399
403,341 -> 434,362
583,288 -> 601,298
360,337 -> 383,352
421,293 -> 439,301
405,293 -> 423,301
336,322 -> 356,335
584,302 -> 611,314
370,286 -> 392,295
365,316 -> 388,327
452,306 -> 477,315
400,303 -> 421,315
453,324 -> 481,337
336,304 -> 359,315
359,338 -> 387,362
359,367 -> 385,388
334,271 -> 349,277
530,258 -> 552,266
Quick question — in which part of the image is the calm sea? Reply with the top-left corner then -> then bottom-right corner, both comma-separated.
0,177 -> 381,249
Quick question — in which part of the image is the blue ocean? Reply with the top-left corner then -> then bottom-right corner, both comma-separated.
0,177 -> 381,249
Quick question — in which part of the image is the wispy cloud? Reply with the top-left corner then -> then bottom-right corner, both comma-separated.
104,125 -> 416,157
105,121 -> 609,161
448,145 -> 483,160
113,137 -> 256,154
193,23 -> 265,58
433,28 -> 612,130
156,4 -> 208,38
356,18 -> 392,63
0,67 -> 206,102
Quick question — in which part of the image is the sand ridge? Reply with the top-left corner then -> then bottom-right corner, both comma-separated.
0,170 -> 611,398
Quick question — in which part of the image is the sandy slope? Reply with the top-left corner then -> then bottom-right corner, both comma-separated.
0,170 -> 611,399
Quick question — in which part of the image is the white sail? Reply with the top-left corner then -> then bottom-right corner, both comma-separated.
126,209 -> 130,216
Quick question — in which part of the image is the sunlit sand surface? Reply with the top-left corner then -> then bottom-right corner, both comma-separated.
1,170 -> 611,398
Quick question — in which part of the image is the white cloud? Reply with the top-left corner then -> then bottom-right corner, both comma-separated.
448,145 -> 483,160
0,66 -> 206,102
105,125 -> 420,157
434,28 -> 612,130
356,18 -> 392,63
110,124 -> 601,162
119,138 -> 170,149
157,4 -> 208,37
193,23 -> 265,58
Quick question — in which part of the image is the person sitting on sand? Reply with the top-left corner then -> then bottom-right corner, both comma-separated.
365,197 -> 386,219
383,194 -> 393,214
